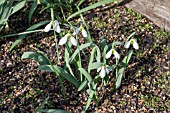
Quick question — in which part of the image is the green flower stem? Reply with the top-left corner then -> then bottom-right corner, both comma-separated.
60,6 -> 66,21
0,29 -> 44,38
49,8 -> 66,99
76,36 -> 83,82
76,5 -> 92,42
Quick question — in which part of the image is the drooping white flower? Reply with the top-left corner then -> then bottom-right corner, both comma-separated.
59,33 -> 77,46
124,38 -> 139,49
44,20 -> 61,33
97,66 -> 109,78
106,49 -> 120,59
73,26 -> 87,37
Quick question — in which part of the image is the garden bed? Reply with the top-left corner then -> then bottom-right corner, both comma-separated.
0,2 -> 170,113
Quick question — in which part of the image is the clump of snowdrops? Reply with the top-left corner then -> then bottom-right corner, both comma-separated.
1,0 -> 139,112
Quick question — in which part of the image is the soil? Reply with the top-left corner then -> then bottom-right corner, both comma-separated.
0,2 -> 170,113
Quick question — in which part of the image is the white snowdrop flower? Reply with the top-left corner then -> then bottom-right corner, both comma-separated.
106,49 -> 120,59
59,33 -> 77,46
97,66 -> 109,78
44,20 -> 61,33
124,38 -> 139,49
73,26 -> 87,37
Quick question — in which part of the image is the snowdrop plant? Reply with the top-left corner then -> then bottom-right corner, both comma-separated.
59,32 -> 77,46
97,65 -> 110,78
124,38 -> 139,49
44,20 -> 61,33
106,48 -> 120,59
73,26 -> 88,38
2,0 -> 137,112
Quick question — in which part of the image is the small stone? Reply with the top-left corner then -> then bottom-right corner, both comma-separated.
7,62 -> 12,67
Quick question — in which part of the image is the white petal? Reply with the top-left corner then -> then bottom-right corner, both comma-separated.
44,21 -> 52,32
70,36 -> 77,46
59,35 -> 67,45
54,25 -> 61,33
100,66 -> 106,78
54,20 -> 59,26
97,67 -> 101,72
53,20 -> 61,33
133,39 -> 139,49
73,28 -> 79,35
82,28 -> 88,37
113,50 -> 120,59
106,49 -> 113,59
106,68 -> 110,74
124,41 -> 131,48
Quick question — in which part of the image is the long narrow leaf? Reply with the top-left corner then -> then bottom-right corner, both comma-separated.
38,65 -> 80,88
81,90 -> 95,113
115,50 -> 133,89
78,80 -> 88,92
21,52 -> 50,65
11,0 -> 26,15
34,96 -> 49,113
79,68 -> 92,82
29,1 -> 38,24
10,21 -> 49,50
67,0 -> 118,20
39,109 -> 70,113
88,62 -> 103,72
69,43 -> 92,63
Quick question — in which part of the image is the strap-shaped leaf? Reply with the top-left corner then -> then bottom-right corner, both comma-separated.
34,96 -> 49,113
79,68 -> 92,82
11,0 -> 26,15
10,21 -> 49,51
39,109 -> 70,113
78,80 -> 88,92
67,0 -> 118,20
21,52 -> 50,65
69,43 -> 92,63
88,62 -> 103,72
96,46 -> 101,62
0,0 -> 5,5
29,1 -> 38,24
38,65 -> 80,88
115,50 -> 133,89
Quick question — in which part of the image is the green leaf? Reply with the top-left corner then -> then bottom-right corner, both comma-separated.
39,109 -> 70,113
115,50 -> 133,89
78,80 -> 88,92
88,62 -> 103,72
29,1 -> 38,24
100,37 -> 107,51
78,68 -> 92,82
88,46 -> 96,66
10,34 -> 26,51
0,0 -> 5,5
64,47 -> 74,76
1,1 -> 13,22
38,65 -> 80,88
10,21 -> 49,51
81,89 -> 95,113
67,0 -> 118,20
69,43 -> 92,63
34,96 -> 49,113
11,0 -> 26,15
96,46 -> 101,62
27,20 -> 49,30
93,94 -> 99,106
88,45 -> 100,72
21,52 -> 50,65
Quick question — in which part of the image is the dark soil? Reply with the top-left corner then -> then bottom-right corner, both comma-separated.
0,2 -> 170,113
